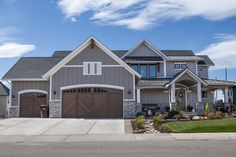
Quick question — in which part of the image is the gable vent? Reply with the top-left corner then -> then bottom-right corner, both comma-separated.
91,39 -> 95,49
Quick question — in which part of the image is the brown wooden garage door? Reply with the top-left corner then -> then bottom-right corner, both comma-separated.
20,93 -> 47,117
62,87 -> 123,118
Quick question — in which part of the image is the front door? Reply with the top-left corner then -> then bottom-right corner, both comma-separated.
175,89 -> 186,111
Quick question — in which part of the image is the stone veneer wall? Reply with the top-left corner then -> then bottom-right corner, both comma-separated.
49,101 -> 61,118
8,106 -> 19,118
123,101 -> 141,118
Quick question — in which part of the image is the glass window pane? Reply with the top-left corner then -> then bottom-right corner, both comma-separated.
140,65 -> 147,78
149,65 -> 156,78
131,64 -> 138,73
175,64 -> 180,69
181,64 -> 187,69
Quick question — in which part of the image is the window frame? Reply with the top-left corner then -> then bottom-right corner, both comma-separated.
175,62 -> 187,70
83,62 -> 102,75
149,64 -> 157,78
140,64 -> 148,78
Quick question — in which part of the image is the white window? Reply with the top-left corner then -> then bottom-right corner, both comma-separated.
83,62 -> 102,75
175,63 -> 187,70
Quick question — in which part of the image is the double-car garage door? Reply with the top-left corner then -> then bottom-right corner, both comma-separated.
62,87 -> 123,118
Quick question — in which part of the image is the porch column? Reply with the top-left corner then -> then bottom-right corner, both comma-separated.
171,83 -> 176,103
137,89 -> 141,104
224,87 -> 229,103
197,82 -> 202,102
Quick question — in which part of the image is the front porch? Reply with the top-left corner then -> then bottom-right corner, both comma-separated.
136,69 -> 235,116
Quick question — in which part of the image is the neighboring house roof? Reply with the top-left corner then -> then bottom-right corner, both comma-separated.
2,57 -> 63,80
197,55 -> 215,66
43,36 -> 142,79
0,82 -> 9,96
161,50 -> 194,56
52,51 -> 71,58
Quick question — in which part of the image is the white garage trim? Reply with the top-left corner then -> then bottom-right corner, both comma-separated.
18,89 -> 48,117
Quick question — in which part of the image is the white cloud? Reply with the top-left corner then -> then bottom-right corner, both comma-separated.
197,34 -> 236,70
0,42 -> 36,58
57,0 -> 236,30
0,26 -> 36,58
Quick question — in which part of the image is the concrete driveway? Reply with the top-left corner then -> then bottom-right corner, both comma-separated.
0,118 -> 125,135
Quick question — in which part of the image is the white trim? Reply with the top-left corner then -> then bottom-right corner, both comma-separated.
43,36 -> 141,78
121,39 -> 169,60
137,89 -> 140,103
63,64 -> 123,68
64,65 -> 83,68
18,89 -> 48,95
164,61 -> 167,77
102,65 -> 123,67
60,84 -> 124,91
49,75 -> 52,101
3,78 -> 48,81
18,89 -> 48,117
165,68 -> 207,87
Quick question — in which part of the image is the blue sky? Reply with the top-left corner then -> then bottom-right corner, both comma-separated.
0,0 -> 236,81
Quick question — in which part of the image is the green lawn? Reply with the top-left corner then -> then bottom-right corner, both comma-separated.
164,118 -> 236,133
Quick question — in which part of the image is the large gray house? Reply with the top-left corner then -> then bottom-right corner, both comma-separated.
2,37 -> 236,118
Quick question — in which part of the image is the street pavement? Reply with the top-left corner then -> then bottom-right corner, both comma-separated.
0,140 -> 236,157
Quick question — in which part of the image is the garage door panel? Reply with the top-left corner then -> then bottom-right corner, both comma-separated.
94,93 -> 108,118
62,92 -> 76,118
108,93 -> 123,118
77,93 -> 93,118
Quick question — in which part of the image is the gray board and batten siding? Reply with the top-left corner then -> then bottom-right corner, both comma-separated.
51,44 -> 135,100
11,81 -> 49,107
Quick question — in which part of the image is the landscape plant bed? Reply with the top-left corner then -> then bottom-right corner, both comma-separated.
164,118 -> 236,133
131,119 -> 159,134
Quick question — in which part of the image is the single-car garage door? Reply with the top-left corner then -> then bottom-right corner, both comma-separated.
62,87 -> 123,118
20,93 -> 47,117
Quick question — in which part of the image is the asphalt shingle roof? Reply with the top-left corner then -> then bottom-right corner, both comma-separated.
161,50 -> 194,56
197,55 -> 215,66
2,57 -> 63,79
0,82 -> 9,96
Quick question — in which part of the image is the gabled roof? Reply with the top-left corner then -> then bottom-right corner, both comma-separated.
197,55 -> 215,66
0,82 -> 9,96
121,39 -> 169,60
2,57 -> 63,80
165,68 -> 207,87
43,36 -> 141,78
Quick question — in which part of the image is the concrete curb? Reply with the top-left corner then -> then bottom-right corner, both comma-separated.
0,133 -> 236,143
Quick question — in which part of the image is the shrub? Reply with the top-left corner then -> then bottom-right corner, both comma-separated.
205,102 -> 210,117
153,115 -> 163,129
167,110 -> 179,119
158,124 -> 171,133
135,112 -> 144,118
175,104 -> 180,112
187,105 -> 193,112
207,112 -> 216,120
135,116 -> 145,130
215,111 -> 224,119
164,106 -> 170,112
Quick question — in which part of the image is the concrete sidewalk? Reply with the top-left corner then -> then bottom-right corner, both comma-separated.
0,133 -> 236,143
